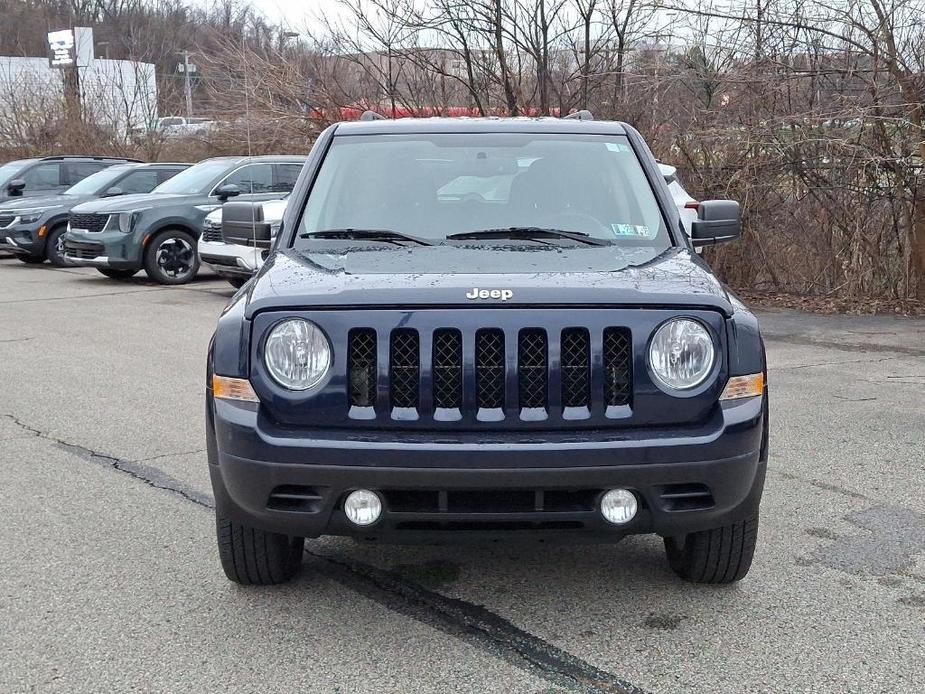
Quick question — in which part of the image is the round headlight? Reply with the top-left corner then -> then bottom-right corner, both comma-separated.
264,318 -> 332,390
648,318 -> 715,391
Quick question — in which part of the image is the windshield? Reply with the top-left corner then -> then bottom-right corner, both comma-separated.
295,133 -> 670,253
0,159 -> 33,187
152,159 -> 233,195
64,165 -> 134,196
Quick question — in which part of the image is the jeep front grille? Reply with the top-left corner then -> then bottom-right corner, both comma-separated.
389,329 -> 420,409
348,328 -> 377,407
346,325 -> 633,421
518,329 -> 548,409
603,327 -> 632,407
475,329 -> 505,409
560,328 -> 591,408
432,329 -> 462,409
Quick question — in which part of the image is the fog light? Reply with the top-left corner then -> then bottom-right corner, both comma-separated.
344,490 -> 382,526
600,488 -> 638,524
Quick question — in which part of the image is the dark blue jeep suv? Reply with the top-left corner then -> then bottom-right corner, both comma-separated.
206,114 -> 768,585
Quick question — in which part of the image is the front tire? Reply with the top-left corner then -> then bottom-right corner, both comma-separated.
143,229 -> 200,285
217,516 -> 304,585
664,515 -> 759,583
45,225 -> 73,267
17,255 -> 45,264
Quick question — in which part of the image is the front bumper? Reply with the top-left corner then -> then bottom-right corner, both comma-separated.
64,228 -> 140,270
208,393 -> 767,541
198,239 -> 262,278
0,223 -> 43,256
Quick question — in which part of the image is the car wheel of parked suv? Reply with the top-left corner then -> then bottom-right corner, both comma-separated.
45,225 -> 73,267
97,268 -> 138,280
216,516 -> 304,585
663,515 -> 759,583
144,229 -> 200,285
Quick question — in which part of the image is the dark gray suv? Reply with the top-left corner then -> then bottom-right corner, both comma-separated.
64,155 -> 306,284
0,155 -> 139,202
0,162 -> 188,266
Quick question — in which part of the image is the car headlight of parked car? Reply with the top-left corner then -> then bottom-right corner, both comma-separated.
115,211 -> 145,234
648,318 -> 716,391
264,318 -> 332,390
15,208 -> 50,224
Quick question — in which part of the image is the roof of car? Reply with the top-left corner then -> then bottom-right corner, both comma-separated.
198,155 -> 306,165
36,155 -> 143,162
334,116 -> 629,136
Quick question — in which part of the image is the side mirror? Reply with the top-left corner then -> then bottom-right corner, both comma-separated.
691,200 -> 741,246
657,163 -> 677,185
102,186 -> 123,197
215,183 -> 241,201
221,201 -> 272,249
7,178 -> 26,196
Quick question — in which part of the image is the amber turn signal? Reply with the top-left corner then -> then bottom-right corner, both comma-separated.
37,225 -> 47,237
212,375 -> 260,402
720,373 -> 764,400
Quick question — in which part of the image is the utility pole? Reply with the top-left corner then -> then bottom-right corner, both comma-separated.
181,50 -> 193,117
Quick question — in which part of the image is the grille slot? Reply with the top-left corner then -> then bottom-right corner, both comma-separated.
68,213 -> 108,233
348,329 -> 377,408
390,329 -> 420,409
63,240 -> 105,260
0,214 -> 15,228
432,329 -> 463,409
603,327 -> 632,407
266,485 -> 324,512
201,221 -> 223,242
658,483 -> 714,511
475,329 -> 505,409
518,329 -> 548,409
561,328 -> 591,408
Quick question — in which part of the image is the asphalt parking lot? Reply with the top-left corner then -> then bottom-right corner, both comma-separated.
1,259 -> 923,693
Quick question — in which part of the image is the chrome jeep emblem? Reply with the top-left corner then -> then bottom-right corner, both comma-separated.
466,288 -> 513,301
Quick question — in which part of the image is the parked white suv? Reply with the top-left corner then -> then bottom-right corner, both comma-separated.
199,197 -> 287,288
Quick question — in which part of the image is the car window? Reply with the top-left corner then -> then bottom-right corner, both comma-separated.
0,159 -> 33,187
220,164 -> 274,194
298,133 -> 669,247
116,170 -> 161,194
64,165 -> 133,195
273,164 -> 302,193
160,117 -> 184,127
156,167 -> 187,184
153,159 -> 234,195
22,163 -> 61,189
63,162 -> 109,185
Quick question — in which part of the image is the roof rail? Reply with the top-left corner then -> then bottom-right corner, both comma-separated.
38,155 -> 143,162
360,110 -> 386,121
564,109 -> 594,121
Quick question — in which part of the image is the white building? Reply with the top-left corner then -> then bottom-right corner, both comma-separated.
0,53 -> 158,142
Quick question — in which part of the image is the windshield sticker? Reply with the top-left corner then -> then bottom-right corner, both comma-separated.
611,223 -> 653,238
606,142 -> 632,153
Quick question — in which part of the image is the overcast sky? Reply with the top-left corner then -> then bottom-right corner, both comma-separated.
245,0 -> 347,30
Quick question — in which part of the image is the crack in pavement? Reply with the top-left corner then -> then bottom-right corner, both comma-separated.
1,413 -> 647,694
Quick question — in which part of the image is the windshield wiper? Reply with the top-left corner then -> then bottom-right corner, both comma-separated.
300,228 -> 433,246
446,227 -> 609,246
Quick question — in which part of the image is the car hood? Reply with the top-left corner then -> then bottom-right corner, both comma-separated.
70,192 -> 201,214
244,244 -> 733,318
0,193 -> 90,212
